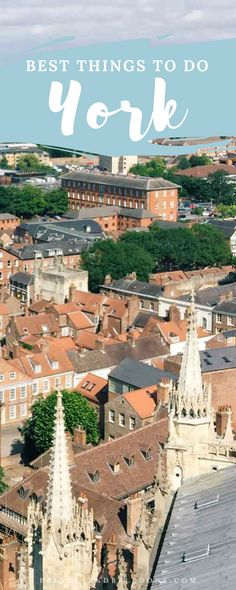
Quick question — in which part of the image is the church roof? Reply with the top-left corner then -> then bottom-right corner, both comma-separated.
150,465 -> 236,590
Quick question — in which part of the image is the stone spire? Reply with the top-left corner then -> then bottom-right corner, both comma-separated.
169,290 -> 211,419
178,290 -> 202,401
17,546 -> 28,590
45,391 -> 73,530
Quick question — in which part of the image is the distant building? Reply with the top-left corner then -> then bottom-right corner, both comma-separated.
0,213 -> 19,232
65,204 -> 159,234
10,271 -> 34,306
99,154 -> 138,174
61,171 -> 180,221
34,257 -> 88,304
0,142 -> 51,167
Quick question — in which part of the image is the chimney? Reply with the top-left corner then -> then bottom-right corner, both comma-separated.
69,283 -> 77,303
127,332 -> 136,348
104,274 -> 112,286
127,296 -> 140,325
125,271 -> 137,281
226,290 -> 233,301
215,405 -> 231,436
40,336 -> 50,354
157,378 -> 171,404
95,336 -> 106,352
126,494 -> 142,535
219,293 -> 227,303
73,425 -> 87,447
168,304 -> 181,325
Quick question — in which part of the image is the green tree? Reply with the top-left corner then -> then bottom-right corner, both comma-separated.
45,188 -> 68,215
22,390 -> 99,461
189,154 -> 212,167
191,223 -> 232,267
17,154 -> 53,174
0,466 -> 8,493
81,239 -> 154,292
0,156 -> 9,169
130,158 -> 166,177
204,171 -> 236,205
194,206 -> 204,216
177,156 -> 191,170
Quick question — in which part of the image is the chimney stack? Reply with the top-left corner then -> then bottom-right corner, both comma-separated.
73,425 -> 87,447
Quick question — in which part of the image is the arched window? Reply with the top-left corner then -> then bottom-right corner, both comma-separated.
202,317 -> 207,329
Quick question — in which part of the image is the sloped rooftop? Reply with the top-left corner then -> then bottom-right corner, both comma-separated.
151,465 -> 236,590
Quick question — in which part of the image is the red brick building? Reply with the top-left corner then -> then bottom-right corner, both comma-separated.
70,205 -> 160,234
61,171 -> 180,222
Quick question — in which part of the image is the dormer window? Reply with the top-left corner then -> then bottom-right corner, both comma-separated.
18,486 -> 29,500
89,470 -> 100,483
9,372 -> 16,380
49,360 -> 59,370
140,446 -> 152,461
124,454 -> 135,468
42,325 -> 48,333
30,361 -> 41,374
109,460 -> 120,474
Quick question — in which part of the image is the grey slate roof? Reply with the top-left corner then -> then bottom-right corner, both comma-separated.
61,171 -> 180,191
109,358 -> 176,388
179,283 -> 236,307
6,240 -> 88,259
200,346 -> 236,372
0,213 -> 18,220
101,279 -> 162,299
222,329 -> 236,338
67,336 -> 169,374
207,218 -> 236,238
10,272 -> 34,285
15,218 -> 103,243
213,298 -> 236,316
151,465 -> 236,590
133,311 -> 158,328
64,206 -> 159,220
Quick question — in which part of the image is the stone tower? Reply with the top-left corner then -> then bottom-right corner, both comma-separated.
166,290 -> 236,489
18,391 -> 95,590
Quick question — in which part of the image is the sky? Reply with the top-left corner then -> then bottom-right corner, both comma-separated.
0,0 -> 236,55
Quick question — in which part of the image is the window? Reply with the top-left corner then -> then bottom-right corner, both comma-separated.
0,374 -> 4,382
125,454 -> 135,468
43,380 -> 49,393
32,383 -> 38,395
170,201 -> 174,208
9,405 -> 16,419
119,413 -> 125,427
55,378 -> 60,390
109,409 -> 115,423
202,317 -> 207,329
129,417 -> 136,430
0,391 -> 4,402
20,386 -> 26,399
141,447 -> 152,461
89,470 -> 100,483
109,461 -> 120,474
9,388 -> 16,401
162,201 -> 166,209
7,260 -> 11,268
139,300 -> 144,309
9,372 -> 16,380
66,374 -> 72,388
150,302 -> 154,311
228,316 -> 234,326
20,403 -> 27,417
216,314 -> 222,322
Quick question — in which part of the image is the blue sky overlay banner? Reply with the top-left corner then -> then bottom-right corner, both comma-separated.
0,38 -> 235,155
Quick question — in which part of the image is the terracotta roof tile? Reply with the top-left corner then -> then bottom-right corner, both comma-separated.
123,387 -> 157,418
15,314 -> 60,337
66,311 -> 94,330
76,372 -> 108,397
